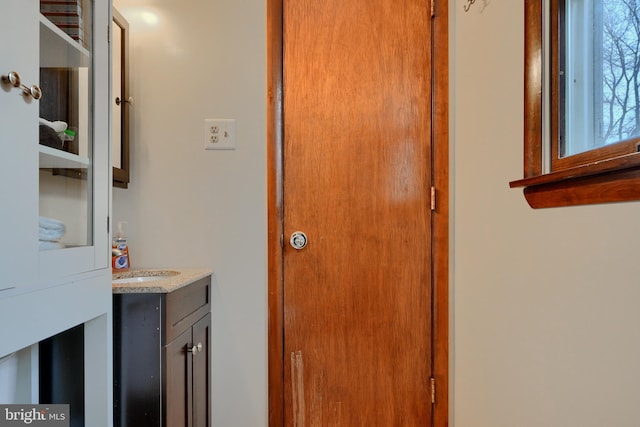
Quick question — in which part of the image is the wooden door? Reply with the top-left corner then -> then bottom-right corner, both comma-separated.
283,0 -> 433,425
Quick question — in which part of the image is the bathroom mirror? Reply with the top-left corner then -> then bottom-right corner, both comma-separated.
112,7 -> 130,189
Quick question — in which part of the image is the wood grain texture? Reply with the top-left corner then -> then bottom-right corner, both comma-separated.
267,0 -> 285,423
523,168 -> 640,208
283,1 -> 433,425
431,0 -> 449,425
524,0 -> 543,178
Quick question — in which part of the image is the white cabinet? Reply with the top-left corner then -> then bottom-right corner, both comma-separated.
0,0 -> 39,292
0,1 -> 112,425
0,0 -> 110,293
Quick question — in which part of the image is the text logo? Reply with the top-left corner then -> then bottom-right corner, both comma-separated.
0,405 -> 69,427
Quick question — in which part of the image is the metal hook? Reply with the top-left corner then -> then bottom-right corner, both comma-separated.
464,0 -> 477,12
115,96 -> 134,106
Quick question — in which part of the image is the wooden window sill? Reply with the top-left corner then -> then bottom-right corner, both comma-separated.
510,153 -> 640,208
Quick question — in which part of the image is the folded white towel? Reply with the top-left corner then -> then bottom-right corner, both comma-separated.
39,227 -> 65,242
39,216 -> 65,231
39,240 -> 65,251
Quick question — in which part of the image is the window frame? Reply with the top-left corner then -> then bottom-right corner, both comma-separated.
510,0 -> 640,208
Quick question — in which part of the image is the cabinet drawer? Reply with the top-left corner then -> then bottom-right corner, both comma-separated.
165,276 -> 211,342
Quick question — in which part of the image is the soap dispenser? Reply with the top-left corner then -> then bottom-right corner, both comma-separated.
112,221 -> 130,272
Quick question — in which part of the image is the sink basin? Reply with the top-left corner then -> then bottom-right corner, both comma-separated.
113,275 -> 172,284
112,270 -> 180,284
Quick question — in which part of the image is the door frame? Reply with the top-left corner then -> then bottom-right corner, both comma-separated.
266,0 -> 449,424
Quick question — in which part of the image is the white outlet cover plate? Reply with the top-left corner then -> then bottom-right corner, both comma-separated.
204,118 -> 236,150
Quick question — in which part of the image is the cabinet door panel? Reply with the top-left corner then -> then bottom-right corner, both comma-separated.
37,0 -> 110,280
113,294 -> 162,427
165,328 -> 191,427
0,0 -> 39,292
192,314 -> 210,427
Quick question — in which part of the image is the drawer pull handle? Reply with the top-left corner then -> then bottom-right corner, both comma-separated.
2,71 -> 42,100
188,342 -> 203,354
2,71 -> 21,88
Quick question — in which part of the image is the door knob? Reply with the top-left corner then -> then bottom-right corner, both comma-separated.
289,231 -> 308,250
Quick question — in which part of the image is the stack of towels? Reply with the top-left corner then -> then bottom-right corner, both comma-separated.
39,216 -> 66,251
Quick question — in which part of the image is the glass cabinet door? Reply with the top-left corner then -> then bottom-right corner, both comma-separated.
38,0 -> 94,251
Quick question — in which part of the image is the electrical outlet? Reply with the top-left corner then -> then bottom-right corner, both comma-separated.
204,118 -> 236,150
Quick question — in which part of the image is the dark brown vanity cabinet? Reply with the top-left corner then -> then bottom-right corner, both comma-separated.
113,276 -> 211,427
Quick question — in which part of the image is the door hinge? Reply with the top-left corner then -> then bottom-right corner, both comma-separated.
430,377 -> 436,404
430,0 -> 436,17
430,186 -> 436,211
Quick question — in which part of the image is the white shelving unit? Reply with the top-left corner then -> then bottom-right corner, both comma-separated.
39,145 -> 90,169
0,0 -> 112,425
39,15 -> 90,68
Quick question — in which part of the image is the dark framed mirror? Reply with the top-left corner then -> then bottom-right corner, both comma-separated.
112,7 -> 130,189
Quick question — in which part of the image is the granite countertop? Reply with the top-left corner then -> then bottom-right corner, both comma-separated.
112,268 -> 212,294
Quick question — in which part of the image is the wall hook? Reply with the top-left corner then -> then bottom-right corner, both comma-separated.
464,0 -> 477,12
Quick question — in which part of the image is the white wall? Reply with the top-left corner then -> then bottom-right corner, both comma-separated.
452,1 -> 640,426
111,0 -> 267,425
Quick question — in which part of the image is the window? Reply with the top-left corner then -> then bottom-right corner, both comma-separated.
510,0 -> 640,208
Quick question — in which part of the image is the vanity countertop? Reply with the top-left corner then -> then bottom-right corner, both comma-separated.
112,268 -> 212,294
